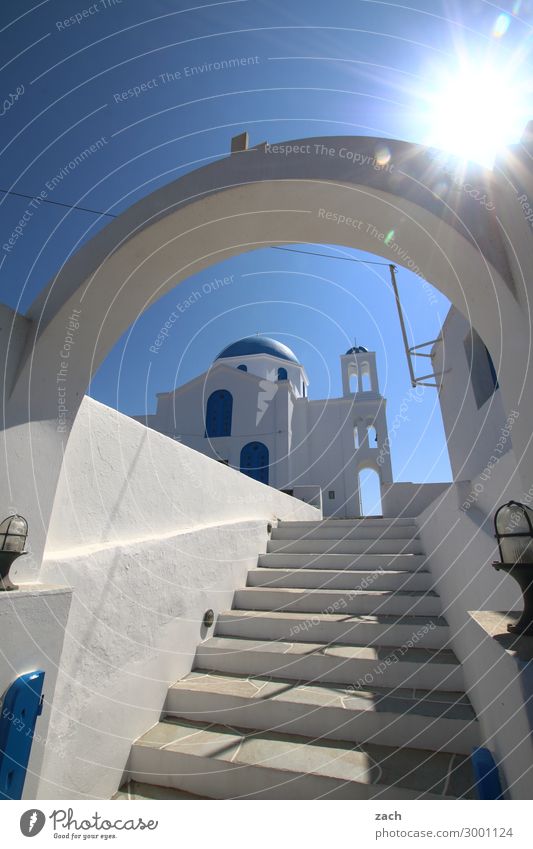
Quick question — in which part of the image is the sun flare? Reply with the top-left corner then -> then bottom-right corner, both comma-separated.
426,60 -> 528,168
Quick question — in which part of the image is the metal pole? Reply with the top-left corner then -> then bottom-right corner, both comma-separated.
389,264 -> 416,387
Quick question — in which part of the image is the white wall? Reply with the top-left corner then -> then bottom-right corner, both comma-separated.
36,397 -> 318,799
140,361 -> 287,487
457,612 -> 533,799
381,482 -> 451,518
43,397 -> 318,556
0,303 -> 30,398
0,586 -> 72,799
432,307 -> 512,482
417,450 -> 533,797
218,353 -> 307,396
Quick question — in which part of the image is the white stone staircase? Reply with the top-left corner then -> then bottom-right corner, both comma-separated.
125,517 -> 479,799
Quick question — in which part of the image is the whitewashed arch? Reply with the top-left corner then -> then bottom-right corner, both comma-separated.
2,131 -> 532,571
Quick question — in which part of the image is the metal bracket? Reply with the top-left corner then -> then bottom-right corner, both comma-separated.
389,264 -> 449,388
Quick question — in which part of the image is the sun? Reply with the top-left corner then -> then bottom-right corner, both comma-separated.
425,60 -> 528,169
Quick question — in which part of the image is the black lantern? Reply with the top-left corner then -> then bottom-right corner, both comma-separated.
0,515 -> 28,591
493,501 -> 533,635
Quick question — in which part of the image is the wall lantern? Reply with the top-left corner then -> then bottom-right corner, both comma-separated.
493,500 -> 533,635
0,515 -> 28,591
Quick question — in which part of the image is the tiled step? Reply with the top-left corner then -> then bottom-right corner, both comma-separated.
267,538 -> 424,555
195,635 -> 463,691
272,524 -> 419,541
258,553 -> 427,571
247,568 -> 433,592
279,518 -> 418,530
128,717 -> 476,799
215,610 -> 450,649
114,780 -> 207,800
166,671 -> 479,755
233,587 -> 441,617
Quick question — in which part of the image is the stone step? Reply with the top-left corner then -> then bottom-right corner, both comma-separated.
233,587 -> 441,617
128,717 -> 476,799
279,518 -> 418,530
247,568 -> 433,592
272,524 -> 419,541
267,538 -> 424,555
215,610 -> 450,649
166,671 -> 479,755
258,552 -> 427,571
114,780 -> 207,800
195,635 -> 463,691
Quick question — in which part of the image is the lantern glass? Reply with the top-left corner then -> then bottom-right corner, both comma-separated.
494,501 -> 533,564
0,515 -> 28,554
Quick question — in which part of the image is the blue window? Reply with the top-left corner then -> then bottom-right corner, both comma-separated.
240,441 -> 269,484
205,390 -> 233,437
277,367 -> 288,381
464,330 -> 499,409
237,364 -> 247,372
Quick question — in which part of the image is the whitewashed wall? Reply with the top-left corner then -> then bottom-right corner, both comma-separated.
0,586 -> 71,800
381,482 -> 451,518
431,307 -> 512,482
417,450 -> 532,798
36,397 -> 319,799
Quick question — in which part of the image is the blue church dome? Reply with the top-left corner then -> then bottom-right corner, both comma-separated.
216,335 -> 300,364
345,345 -> 368,354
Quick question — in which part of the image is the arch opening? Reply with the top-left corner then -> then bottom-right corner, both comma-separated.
19,136 -> 519,426
3,131 -> 529,570
358,468 -> 382,516
366,425 -> 378,445
360,370 -> 372,392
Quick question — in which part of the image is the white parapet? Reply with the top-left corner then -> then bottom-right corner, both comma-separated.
34,396 -> 319,800
0,585 -> 72,799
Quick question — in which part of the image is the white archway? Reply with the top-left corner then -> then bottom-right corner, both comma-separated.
2,130 -> 532,572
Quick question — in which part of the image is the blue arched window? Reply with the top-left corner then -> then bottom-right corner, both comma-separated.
277,367 -> 288,381
205,390 -> 233,437
237,364 -> 247,372
240,442 -> 269,485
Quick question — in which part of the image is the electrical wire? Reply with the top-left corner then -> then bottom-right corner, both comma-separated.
271,245 -> 394,267
0,187 -> 117,218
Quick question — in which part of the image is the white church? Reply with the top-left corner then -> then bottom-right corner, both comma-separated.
134,335 -> 393,517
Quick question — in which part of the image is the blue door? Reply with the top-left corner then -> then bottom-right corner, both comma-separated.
240,442 -> 269,484
0,670 -> 45,800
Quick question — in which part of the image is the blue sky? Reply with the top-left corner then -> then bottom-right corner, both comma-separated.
1,0 -> 532,483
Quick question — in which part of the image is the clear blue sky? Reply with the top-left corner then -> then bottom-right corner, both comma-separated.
1,0 -> 531,483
